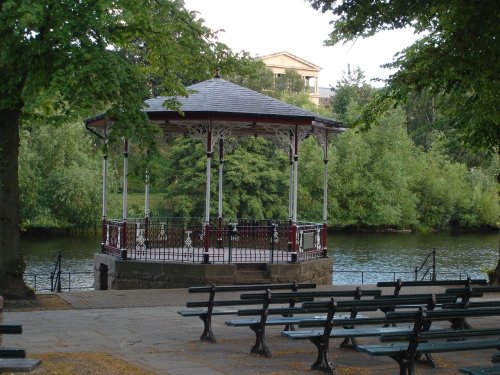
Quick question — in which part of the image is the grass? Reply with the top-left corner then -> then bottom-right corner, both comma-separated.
127,192 -> 165,210
29,352 -> 157,375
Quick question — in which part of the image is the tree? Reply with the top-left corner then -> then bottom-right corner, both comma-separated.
274,69 -> 306,94
308,0 -> 500,281
331,65 -> 375,123
19,122 -> 104,229
0,0 -> 228,298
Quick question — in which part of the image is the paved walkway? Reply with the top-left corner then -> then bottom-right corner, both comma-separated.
4,286 -> 500,375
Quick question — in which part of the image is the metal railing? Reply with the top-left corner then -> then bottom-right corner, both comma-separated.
101,217 -> 327,264
415,248 -> 436,281
333,269 -> 471,285
50,251 -> 62,292
24,271 -> 94,292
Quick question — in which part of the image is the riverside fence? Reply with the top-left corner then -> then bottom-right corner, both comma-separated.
22,269 -> 473,292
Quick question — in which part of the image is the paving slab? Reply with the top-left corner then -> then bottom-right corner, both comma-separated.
4,285 -> 500,374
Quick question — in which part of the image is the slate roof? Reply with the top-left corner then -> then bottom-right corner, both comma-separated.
145,78 -> 341,126
85,77 -> 344,135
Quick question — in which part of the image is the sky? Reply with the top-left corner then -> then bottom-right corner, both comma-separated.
183,0 -> 420,88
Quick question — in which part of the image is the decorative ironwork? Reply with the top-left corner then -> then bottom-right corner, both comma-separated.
136,226 -> 146,253
101,217 -> 325,264
158,222 -> 167,240
185,230 -> 193,250
229,222 -> 239,242
271,223 -> 279,244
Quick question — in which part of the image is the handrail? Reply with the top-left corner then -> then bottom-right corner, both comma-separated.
50,251 -> 62,292
24,271 -> 94,292
414,248 -> 436,281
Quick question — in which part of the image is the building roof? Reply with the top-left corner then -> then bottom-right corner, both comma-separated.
259,51 -> 322,72
85,77 -> 344,136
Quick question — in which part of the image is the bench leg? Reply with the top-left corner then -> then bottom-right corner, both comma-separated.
339,326 -> 358,348
339,336 -> 358,349
309,337 -> 338,375
199,314 -> 216,343
450,318 -> 472,330
390,354 -> 415,375
249,323 -> 271,357
415,352 -> 437,368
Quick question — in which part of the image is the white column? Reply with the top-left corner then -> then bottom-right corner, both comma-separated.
205,124 -> 212,224
218,138 -> 224,220
122,138 -> 128,221
323,131 -> 329,224
102,153 -> 108,219
292,127 -> 299,223
288,146 -> 293,222
144,168 -> 150,218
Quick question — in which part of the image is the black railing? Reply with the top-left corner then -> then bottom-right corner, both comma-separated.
50,251 -> 62,292
101,217 -> 327,263
333,269 -> 471,285
414,248 -> 436,281
24,271 -> 94,292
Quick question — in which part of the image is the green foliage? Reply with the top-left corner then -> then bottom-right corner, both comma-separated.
308,0 -> 500,151
223,53 -> 275,93
274,69 -> 306,94
331,66 -> 375,124
223,137 -> 288,220
160,137 -> 289,220
414,137 -> 499,230
329,108 -> 420,229
19,122 -> 106,228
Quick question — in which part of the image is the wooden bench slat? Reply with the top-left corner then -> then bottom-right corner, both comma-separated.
0,325 -> 22,334
178,309 -> 240,317
240,289 -> 382,300
188,283 -> 316,293
377,279 -> 487,287
0,358 -> 41,372
460,365 -> 500,375
226,314 -> 365,327
0,348 -> 26,358
283,325 -> 416,340
380,328 -> 500,342
358,338 -> 500,356
186,299 -> 268,308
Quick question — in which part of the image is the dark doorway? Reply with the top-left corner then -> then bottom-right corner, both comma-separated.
99,264 -> 108,290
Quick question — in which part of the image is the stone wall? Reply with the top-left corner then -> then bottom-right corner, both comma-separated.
94,253 -> 333,290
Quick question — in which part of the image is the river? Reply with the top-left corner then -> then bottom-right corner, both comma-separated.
21,232 -> 498,291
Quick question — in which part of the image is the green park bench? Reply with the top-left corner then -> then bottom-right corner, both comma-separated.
0,324 -> 41,373
356,306 -> 500,375
281,294 -> 456,373
177,282 -> 316,342
226,288 -> 382,356
377,277 -> 487,297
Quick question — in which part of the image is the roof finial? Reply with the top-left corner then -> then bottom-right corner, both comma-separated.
214,68 -> 221,78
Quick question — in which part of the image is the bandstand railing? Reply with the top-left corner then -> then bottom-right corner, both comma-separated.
101,217 -> 327,264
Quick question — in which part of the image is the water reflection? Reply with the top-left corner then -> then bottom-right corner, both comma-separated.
22,234 -> 100,291
20,231 -> 498,290
329,232 -> 498,284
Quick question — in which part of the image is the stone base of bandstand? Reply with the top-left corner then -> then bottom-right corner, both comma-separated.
94,253 -> 333,290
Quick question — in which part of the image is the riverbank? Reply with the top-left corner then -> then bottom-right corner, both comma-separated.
4,286 -> 500,374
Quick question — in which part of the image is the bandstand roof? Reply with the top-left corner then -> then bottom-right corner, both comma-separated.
84,77 -> 345,137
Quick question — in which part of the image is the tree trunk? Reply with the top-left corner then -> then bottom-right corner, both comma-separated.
0,109 -> 33,299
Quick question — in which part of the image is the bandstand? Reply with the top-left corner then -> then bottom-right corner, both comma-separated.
84,75 -> 344,290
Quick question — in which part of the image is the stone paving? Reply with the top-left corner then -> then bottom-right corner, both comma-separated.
4,286 -> 500,375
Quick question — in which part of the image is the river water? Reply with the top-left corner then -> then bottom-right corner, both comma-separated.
21,232 -> 498,291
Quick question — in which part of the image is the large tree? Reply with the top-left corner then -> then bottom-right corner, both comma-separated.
308,0 -> 500,280
0,0 -> 227,298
